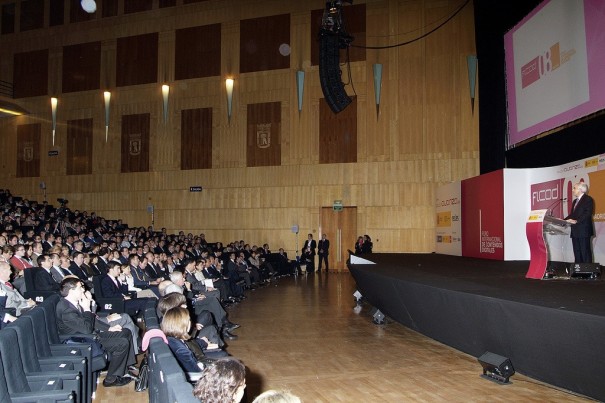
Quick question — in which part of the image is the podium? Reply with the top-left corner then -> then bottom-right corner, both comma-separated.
525,209 -> 570,279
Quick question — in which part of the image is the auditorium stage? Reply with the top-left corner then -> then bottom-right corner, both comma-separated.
348,253 -> 605,401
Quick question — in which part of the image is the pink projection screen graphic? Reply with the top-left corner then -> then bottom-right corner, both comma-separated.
504,0 -> 605,148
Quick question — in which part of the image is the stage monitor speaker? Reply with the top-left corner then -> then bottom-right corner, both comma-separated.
569,263 -> 601,279
319,32 -> 352,114
478,352 -> 514,384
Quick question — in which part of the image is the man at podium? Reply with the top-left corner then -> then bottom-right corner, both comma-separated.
565,182 -> 594,263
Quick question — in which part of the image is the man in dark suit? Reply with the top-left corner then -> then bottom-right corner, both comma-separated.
69,252 -> 90,281
317,233 -> 330,273
302,233 -> 317,273
565,182 -> 595,263
56,277 -> 135,387
100,261 -> 149,317
34,254 -> 60,291
95,247 -> 110,275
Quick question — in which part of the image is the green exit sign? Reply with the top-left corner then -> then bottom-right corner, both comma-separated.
333,200 -> 343,211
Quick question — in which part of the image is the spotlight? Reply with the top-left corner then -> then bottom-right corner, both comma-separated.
353,290 -> 362,304
81,0 -> 96,13
478,352 -> 515,384
370,308 -> 385,325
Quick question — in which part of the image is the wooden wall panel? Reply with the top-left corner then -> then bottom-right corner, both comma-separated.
0,0 -> 479,255
175,24 -> 221,80
20,0 -> 44,31
116,33 -> 158,87
159,0 -> 176,8
16,123 -> 40,178
13,49 -> 48,98
49,0 -> 64,26
102,0 -> 118,17
124,0 -> 152,14
240,14 -> 290,73
181,108 -> 212,170
1,3 -> 15,34
247,102 -> 281,167
66,118 -> 93,175
121,113 -> 150,173
62,42 -> 101,93
319,96 -> 357,164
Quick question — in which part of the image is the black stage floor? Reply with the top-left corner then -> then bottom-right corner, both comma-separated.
348,253 -> 605,401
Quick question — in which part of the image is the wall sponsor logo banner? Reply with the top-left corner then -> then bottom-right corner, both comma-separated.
436,182 -> 462,256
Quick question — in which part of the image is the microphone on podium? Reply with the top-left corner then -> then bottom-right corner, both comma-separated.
546,198 -> 567,216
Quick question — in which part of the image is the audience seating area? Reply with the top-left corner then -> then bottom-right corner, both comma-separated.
0,189 -> 296,401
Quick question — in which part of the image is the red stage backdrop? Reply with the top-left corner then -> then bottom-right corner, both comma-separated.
461,170 -> 505,260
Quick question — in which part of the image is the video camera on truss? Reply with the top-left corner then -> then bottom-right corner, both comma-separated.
320,0 -> 354,48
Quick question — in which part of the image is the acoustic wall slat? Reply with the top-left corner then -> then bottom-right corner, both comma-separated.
16,123 -> 41,178
66,118 -> 93,175
240,14 -> 290,74
175,24 -> 221,80
116,33 -> 158,87
13,49 -> 48,98
319,96 -> 357,164
121,113 -> 150,173
124,0 -> 152,14
102,0 -> 118,17
62,42 -> 101,93
181,108 -> 212,170
20,0 -> 44,31
1,3 -> 15,34
246,102 -> 281,167
49,0 -> 64,26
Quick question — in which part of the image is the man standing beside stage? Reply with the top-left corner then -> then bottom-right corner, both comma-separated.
318,233 -> 330,273
565,182 -> 595,263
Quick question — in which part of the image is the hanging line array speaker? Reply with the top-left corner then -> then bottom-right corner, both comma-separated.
319,30 -> 352,114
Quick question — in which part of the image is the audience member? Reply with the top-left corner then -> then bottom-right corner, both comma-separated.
192,357 -> 246,403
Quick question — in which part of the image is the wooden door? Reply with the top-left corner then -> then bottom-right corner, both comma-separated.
320,206 -> 357,272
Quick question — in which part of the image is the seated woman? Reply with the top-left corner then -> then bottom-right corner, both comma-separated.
119,264 -> 157,299
161,307 -> 228,376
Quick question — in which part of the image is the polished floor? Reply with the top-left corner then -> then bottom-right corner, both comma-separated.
96,272 -> 590,402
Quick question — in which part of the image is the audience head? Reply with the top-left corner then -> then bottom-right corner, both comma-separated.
160,307 -> 191,340
0,261 -> 12,281
164,283 -> 183,295
158,279 -> 173,296
157,292 -> 187,318
193,357 -> 246,403
252,390 -> 301,403
60,276 -> 83,298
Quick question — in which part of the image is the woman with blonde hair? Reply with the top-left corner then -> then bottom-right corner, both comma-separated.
161,307 -> 226,374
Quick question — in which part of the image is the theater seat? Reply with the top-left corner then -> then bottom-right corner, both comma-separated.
0,351 -> 75,403
0,329 -> 80,401
11,314 -> 95,403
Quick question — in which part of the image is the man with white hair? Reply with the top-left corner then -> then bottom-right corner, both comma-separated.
565,182 -> 595,263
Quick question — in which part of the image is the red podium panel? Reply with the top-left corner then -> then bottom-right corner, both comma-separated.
525,209 -> 570,279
